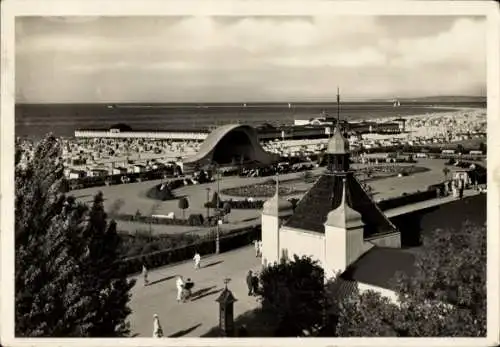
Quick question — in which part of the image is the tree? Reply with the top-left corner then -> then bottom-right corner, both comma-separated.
259,255 -> 325,336
211,191 -> 221,209
334,222 -> 486,337
178,197 -> 189,219
222,201 -> 231,222
77,192 -> 136,336
15,135 -> 136,337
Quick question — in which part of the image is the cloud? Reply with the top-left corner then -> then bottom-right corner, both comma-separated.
15,16 -> 486,102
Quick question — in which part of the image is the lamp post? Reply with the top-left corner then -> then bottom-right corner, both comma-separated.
206,187 -> 211,219
215,162 -> 221,254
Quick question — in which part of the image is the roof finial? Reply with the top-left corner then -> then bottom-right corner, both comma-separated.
336,86 -> 340,123
275,169 -> 280,215
340,177 -> 347,207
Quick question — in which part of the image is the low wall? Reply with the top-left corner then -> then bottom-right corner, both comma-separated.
365,232 -> 401,248
279,227 -> 325,265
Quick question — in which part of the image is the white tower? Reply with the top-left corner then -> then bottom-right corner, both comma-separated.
261,172 -> 293,266
323,178 -> 365,279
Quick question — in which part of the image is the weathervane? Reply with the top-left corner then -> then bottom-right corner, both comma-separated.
224,278 -> 231,288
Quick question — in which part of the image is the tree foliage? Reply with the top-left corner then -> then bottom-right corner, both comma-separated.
259,255 -> 325,336
334,222 -> 486,337
15,135 -> 136,337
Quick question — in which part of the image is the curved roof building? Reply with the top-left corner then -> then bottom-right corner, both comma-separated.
183,124 -> 280,170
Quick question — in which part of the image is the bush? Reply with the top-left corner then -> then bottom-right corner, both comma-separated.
188,213 -> 204,226
146,183 -> 176,201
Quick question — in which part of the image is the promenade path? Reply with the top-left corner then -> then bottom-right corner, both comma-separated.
127,245 -> 262,337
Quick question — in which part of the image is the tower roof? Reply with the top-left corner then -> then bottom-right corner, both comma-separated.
262,176 -> 293,217
325,178 -> 363,228
263,193 -> 294,216
284,172 -> 398,236
326,127 -> 349,154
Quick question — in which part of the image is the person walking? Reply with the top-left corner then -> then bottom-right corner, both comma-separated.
254,240 -> 259,257
142,264 -> 149,286
246,270 -> 254,296
251,273 -> 259,295
193,252 -> 201,270
152,314 -> 164,338
176,275 -> 185,303
184,278 -> 194,300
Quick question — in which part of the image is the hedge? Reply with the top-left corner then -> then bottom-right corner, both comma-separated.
109,212 -> 218,227
377,188 -> 439,211
119,225 -> 261,275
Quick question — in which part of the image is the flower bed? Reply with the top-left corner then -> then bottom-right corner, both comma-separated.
221,179 -> 308,198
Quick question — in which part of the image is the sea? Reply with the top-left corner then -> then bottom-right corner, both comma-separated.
15,101 -> 486,139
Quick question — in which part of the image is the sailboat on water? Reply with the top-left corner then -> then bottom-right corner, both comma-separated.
393,99 -> 401,107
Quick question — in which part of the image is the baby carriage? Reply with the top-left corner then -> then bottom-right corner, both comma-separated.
182,279 -> 195,301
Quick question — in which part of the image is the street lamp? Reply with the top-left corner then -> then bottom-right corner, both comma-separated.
206,187 -> 211,219
213,162 -> 221,254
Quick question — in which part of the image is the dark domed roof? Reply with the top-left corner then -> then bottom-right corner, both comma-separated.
327,127 -> 349,154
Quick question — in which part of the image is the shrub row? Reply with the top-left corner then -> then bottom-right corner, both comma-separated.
109,212 -> 218,227
119,225 -> 261,275
119,230 -> 202,258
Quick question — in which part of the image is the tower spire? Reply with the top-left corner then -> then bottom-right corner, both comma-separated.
275,169 -> 280,215
336,86 -> 340,124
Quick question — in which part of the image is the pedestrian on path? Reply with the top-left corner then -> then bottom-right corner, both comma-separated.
251,273 -> 259,295
142,264 -> 149,286
176,275 -> 185,303
246,270 -> 254,296
193,252 -> 201,269
152,314 -> 164,338
184,278 -> 194,301
254,240 -> 259,257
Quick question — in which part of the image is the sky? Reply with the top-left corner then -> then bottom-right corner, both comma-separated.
15,15 -> 486,103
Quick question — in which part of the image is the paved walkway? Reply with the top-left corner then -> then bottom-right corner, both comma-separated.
383,189 -> 482,218
127,245 -> 262,337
